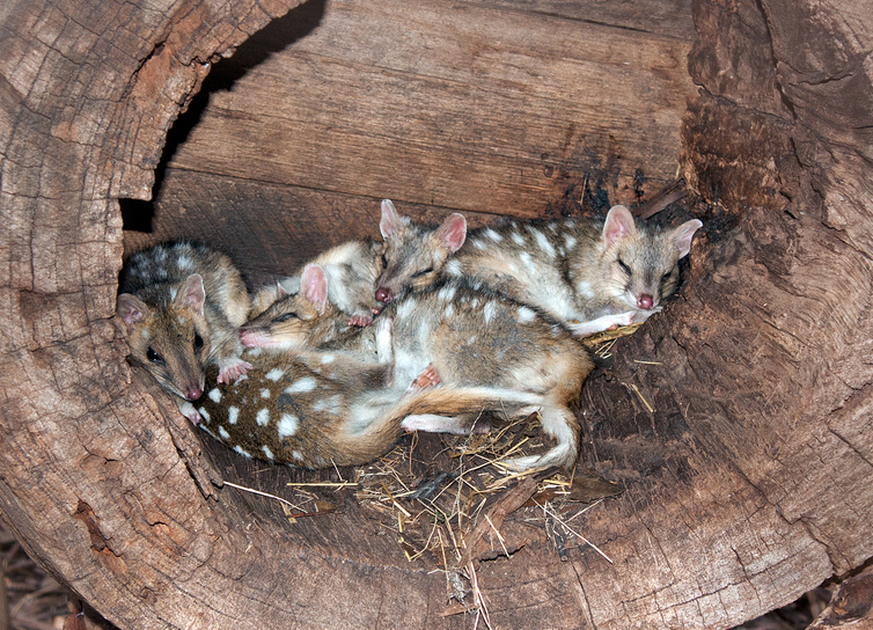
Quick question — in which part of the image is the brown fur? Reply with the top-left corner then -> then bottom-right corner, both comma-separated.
117,241 -> 252,412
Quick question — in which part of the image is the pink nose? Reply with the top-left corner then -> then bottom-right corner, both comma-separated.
185,387 -> 203,401
637,294 -> 654,310
375,287 -> 392,303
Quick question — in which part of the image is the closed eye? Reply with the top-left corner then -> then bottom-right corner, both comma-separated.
273,312 -> 298,323
410,267 -> 434,279
617,259 -> 632,276
193,334 -> 204,351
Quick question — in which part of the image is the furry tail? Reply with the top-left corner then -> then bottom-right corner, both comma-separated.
332,386 -> 544,465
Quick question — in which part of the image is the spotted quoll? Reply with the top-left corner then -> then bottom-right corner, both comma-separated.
194,353 -> 561,469
117,241 -> 252,422
374,204 -> 703,337
251,198 -> 465,328
240,264 -> 596,472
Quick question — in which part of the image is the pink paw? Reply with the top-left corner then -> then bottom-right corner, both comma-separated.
348,313 -> 373,327
178,401 -> 202,425
218,359 -> 253,384
410,364 -> 441,389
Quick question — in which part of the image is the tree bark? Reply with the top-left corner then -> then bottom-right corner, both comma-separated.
0,0 -> 871,629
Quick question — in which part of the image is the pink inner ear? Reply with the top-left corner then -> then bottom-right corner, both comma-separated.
117,293 -> 148,330
301,264 -> 328,314
379,199 -> 402,238
602,205 -> 636,246
178,274 -> 206,314
438,213 -> 467,252
670,219 -> 703,258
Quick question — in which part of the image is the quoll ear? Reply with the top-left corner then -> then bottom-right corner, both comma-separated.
176,273 -> 206,314
602,205 -> 637,246
669,219 -> 703,258
435,213 -> 467,253
379,199 -> 409,239
300,264 -> 329,315
117,293 -> 150,334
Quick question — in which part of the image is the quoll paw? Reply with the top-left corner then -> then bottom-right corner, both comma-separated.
348,313 -> 373,327
217,358 -> 253,384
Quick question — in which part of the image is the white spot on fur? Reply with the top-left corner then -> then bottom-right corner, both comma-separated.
444,303 -> 455,318
312,395 -> 342,415
445,259 -> 462,276
176,255 -> 193,270
483,301 -> 497,324
197,407 -> 210,421
320,353 -> 336,364
235,373 -> 248,382
292,450 -> 303,461
285,377 -> 317,394
218,426 -> 230,440
256,408 -> 270,427
484,228 -> 502,242
233,445 -> 251,459
265,367 -> 284,381
278,414 -> 299,438
260,388 -> 271,399
396,298 -> 417,319
228,406 -> 239,425
517,306 -> 536,322
262,445 -> 275,460
511,231 -> 524,246
437,284 -> 457,302
208,388 -> 221,403
576,280 -> 595,299
564,234 -> 577,249
472,239 -> 486,250
534,230 -> 555,258
520,252 -> 532,266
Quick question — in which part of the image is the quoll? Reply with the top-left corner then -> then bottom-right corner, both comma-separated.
195,352 -> 563,469
237,264 -> 597,471
117,241 -> 252,422
374,204 -> 703,337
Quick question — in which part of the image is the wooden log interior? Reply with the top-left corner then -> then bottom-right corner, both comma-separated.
1,0 -> 872,628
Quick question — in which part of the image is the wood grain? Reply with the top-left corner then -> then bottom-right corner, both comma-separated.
165,0 -> 696,217
1,0 -> 873,627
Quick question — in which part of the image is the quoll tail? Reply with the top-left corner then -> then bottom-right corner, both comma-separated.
333,386 -> 546,464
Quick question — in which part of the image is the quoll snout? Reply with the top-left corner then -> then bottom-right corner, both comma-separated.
637,293 -> 654,310
375,287 -> 392,304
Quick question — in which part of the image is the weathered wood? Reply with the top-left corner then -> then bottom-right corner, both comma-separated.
165,0 -> 696,218
1,0 -> 873,628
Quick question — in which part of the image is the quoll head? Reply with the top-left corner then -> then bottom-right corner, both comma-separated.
117,273 -> 210,401
600,205 -> 702,312
240,264 -> 342,351
374,199 -> 467,304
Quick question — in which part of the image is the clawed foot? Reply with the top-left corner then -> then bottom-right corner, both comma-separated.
178,401 -> 202,425
217,358 -> 253,384
348,313 -> 373,327
410,364 -> 441,389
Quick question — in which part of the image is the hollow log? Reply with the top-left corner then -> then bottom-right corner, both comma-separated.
1,0 -> 872,628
